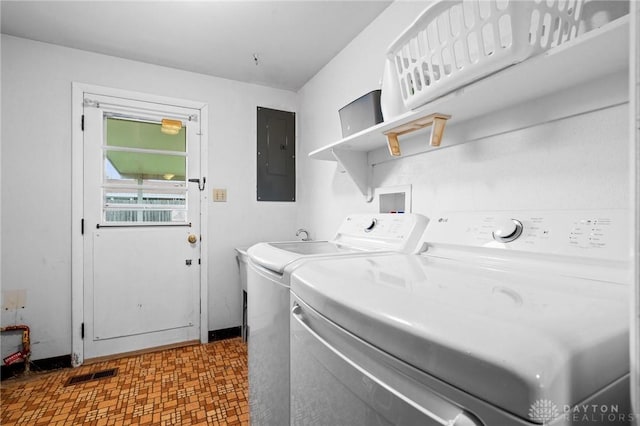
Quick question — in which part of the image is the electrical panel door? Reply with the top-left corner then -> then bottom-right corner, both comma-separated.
257,107 -> 295,201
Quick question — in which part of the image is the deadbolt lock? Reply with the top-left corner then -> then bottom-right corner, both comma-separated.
188,234 -> 198,244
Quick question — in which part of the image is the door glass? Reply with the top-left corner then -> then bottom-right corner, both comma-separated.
106,118 -> 186,152
102,117 -> 188,224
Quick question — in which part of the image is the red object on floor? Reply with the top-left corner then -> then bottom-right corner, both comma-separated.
3,351 -> 24,365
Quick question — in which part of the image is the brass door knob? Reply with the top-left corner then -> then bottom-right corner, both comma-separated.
188,234 -> 198,244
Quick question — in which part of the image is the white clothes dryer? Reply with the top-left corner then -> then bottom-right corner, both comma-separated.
246,213 -> 428,426
290,209 -> 631,426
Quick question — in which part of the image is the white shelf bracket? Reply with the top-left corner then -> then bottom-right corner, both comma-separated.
332,149 -> 373,202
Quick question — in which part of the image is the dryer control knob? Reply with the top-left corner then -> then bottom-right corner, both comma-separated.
493,218 -> 523,243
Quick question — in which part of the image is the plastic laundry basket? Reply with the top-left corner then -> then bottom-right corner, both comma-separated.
388,0 -> 585,110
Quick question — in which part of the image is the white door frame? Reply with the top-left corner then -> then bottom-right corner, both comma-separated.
71,82 -> 209,366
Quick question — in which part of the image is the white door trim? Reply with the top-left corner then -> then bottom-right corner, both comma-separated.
71,82 -> 209,366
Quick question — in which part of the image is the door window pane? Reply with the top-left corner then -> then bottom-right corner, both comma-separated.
104,152 -> 186,183
103,117 -> 188,224
106,117 -> 186,151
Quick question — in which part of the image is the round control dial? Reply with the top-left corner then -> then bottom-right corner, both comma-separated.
364,218 -> 377,233
492,218 -> 523,243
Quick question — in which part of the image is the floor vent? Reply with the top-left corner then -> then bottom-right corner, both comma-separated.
65,368 -> 118,386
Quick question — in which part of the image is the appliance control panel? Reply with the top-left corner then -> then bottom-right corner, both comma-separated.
424,209 -> 629,261
333,213 -> 429,252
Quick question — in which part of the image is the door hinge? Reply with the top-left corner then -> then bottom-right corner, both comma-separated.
81,218 -> 84,235
81,323 -> 85,339
198,258 -> 201,265
81,115 -> 85,131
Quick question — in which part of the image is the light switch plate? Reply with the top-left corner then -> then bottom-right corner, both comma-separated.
213,188 -> 227,202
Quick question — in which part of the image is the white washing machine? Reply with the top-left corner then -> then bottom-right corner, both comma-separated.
290,209 -> 631,426
246,213 -> 428,425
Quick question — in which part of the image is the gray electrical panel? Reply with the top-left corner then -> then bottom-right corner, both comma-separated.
257,107 -> 295,202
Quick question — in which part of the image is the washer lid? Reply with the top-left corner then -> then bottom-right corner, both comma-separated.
290,253 -> 629,422
247,213 -> 428,273
247,241 -> 356,274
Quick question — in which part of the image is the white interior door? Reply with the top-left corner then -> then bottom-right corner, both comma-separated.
82,93 -> 203,360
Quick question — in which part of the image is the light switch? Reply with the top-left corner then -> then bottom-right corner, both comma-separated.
213,188 -> 227,202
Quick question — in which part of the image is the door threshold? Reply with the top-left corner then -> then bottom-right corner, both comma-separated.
83,339 -> 200,365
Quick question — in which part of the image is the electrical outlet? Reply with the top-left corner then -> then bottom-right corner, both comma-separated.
213,188 -> 227,202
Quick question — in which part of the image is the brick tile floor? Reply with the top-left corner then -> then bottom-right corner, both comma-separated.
0,338 -> 248,425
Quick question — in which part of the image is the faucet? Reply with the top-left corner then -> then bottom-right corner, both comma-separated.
296,228 -> 310,241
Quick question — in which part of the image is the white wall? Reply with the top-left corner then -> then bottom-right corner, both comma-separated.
297,1 -> 431,239
297,1 -> 629,239
1,35 -> 298,360
1,2 -> 631,363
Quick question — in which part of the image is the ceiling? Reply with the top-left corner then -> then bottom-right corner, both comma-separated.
0,0 -> 392,91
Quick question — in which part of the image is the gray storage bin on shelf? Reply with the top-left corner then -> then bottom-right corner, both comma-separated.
339,90 -> 383,138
